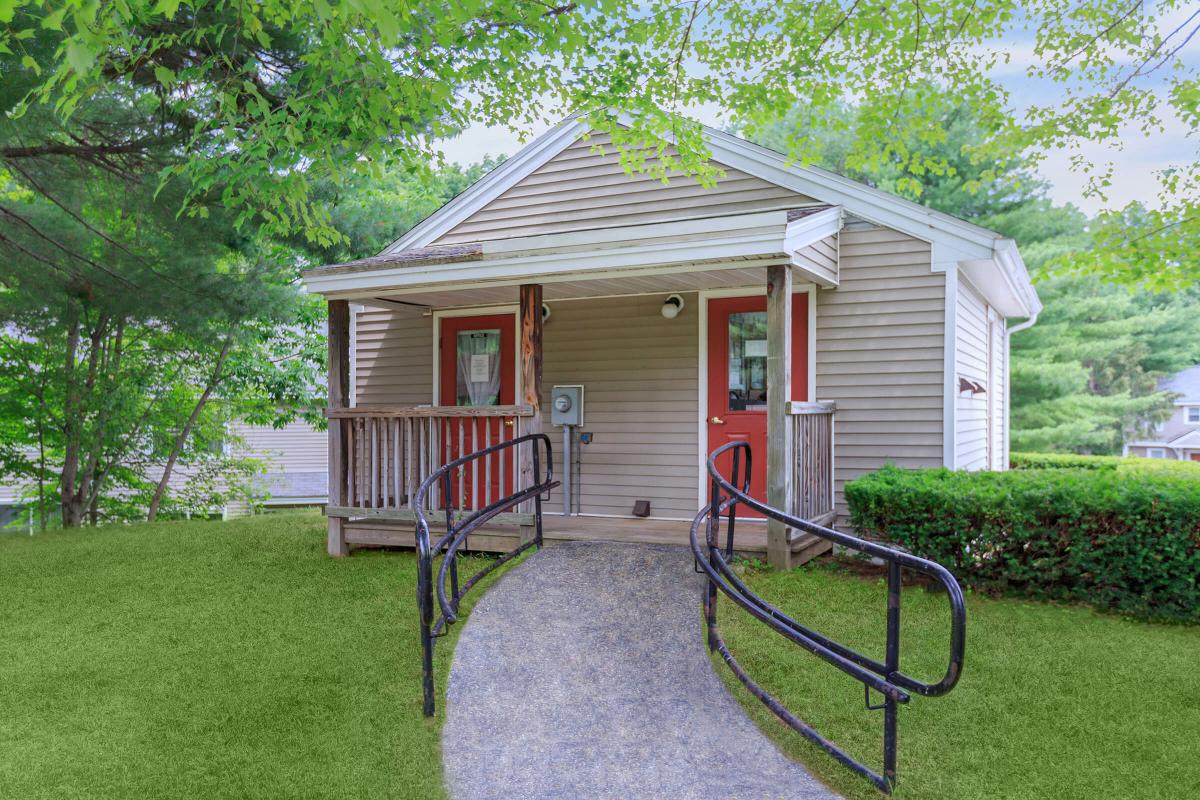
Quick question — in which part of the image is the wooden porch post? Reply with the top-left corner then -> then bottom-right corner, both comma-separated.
766,266 -> 794,569
327,299 -> 351,557
518,284 -> 543,545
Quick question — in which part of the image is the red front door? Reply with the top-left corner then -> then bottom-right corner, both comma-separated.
1191,453 -> 1200,462
439,314 -> 516,507
706,294 -> 809,516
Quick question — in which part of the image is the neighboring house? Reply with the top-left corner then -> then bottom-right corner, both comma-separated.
0,421 -> 328,526
303,116 -> 1042,567
226,420 -> 329,513
1125,365 -> 1200,460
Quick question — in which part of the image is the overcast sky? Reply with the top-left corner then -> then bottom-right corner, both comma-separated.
438,18 -> 1198,217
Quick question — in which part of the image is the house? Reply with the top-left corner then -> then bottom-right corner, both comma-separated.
0,421 -> 328,529
1124,365 -> 1200,460
302,117 -> 1041,568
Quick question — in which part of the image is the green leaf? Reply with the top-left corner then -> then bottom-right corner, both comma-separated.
64,39 -> 95,75
154,65 -> 175,86
153,0 -> 182,18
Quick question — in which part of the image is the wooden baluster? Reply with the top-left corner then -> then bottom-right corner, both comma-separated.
342,418 -> 353,508
405,418 -> 415,508
457,417 -> 465,510
484,417 -> 492,508
470,418 -> 479,511
357,418 -> 366,508
370,417 -> 378,508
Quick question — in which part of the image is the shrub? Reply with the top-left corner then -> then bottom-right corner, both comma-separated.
845,465 -> 1200,622
1009,452 -> 1122,470
1011,451 -> 1200,477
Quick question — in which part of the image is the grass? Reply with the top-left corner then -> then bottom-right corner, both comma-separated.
716,560 -> 1200,799
0,511 -> 498,800
5,515 -> 1198,799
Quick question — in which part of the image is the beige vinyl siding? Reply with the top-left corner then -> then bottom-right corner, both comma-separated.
956,279 -> 990,471
990,310 -> 1008,469
793,234 -> 838,285
433,131 -> 813,244
354,305 -> 434,406
814,225 -> 944,523
229,421 -> 327,472
541,294 -> 699,519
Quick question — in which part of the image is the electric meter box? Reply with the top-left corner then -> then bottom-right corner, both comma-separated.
551,385 -> 584,427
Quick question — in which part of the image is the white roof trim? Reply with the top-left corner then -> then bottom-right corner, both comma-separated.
306,209 -> 833,298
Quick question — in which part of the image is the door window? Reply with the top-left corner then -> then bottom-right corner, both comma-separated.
454,329 -> 501,406
727,311 -> 768,411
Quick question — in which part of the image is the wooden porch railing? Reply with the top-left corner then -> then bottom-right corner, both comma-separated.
324,405 -> 537,523
786,401 -> 836,524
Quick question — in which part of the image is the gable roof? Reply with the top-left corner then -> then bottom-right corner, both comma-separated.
374,114 -> 1039,317
1160,365 -> 1200,403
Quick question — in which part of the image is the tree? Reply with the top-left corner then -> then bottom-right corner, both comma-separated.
749,95 -> 1200,454
1010,279 -> 1200,453
1,1 -> 1193,274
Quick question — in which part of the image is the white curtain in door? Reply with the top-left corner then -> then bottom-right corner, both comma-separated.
456,331 -> 501,406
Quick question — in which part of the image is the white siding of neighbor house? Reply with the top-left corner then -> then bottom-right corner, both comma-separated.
956,279 -> 991,471
229,421 -> 327,473
793,234 -> 838,286
432,131 -> 815,244
814,225 -> 944,523
354,305 -> 434,406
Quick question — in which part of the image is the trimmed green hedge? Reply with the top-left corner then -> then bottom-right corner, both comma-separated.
1009,452 -> 1122,470
845,465 -> 1200,622
1011,451 -> 1200,476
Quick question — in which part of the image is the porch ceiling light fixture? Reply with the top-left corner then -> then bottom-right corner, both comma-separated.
661,294 -> 685,319
542,303 -> 552,323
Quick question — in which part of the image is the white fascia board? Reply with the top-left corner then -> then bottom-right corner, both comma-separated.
782,206 -> 843,252
959,240 -> 1041,319
305,228 -> 791,297
383,116 -> 590,253
698,125 -> 1001,258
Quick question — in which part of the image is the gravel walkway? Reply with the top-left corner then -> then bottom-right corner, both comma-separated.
442,541 -> 839,800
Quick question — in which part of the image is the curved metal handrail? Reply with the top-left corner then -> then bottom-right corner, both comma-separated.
694,440 -> 967,794
413,432 -> 558,716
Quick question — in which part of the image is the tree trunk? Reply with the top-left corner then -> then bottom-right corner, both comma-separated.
59,300 -> 83,527
147,336 -> 233,522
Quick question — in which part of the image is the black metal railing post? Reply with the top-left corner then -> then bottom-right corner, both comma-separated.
692,440 -> 966,794
883,559 -> 902,790
416,516 -> 436,717
412,433 -> 558,718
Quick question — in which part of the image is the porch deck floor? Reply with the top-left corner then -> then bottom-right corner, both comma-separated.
342,513 -> 830,561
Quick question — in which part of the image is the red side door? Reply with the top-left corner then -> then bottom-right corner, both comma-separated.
439,314 -> 516,507
706,293 -> 809,517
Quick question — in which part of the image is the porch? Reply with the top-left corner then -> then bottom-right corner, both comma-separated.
311,208 -> 845,568
338,507 -> 832,564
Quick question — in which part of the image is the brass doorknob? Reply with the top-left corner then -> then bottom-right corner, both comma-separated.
504,418 -> 515,427
709,416 -> 726,425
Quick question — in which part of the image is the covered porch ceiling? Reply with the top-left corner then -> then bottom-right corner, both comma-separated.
302,206 -> 844,306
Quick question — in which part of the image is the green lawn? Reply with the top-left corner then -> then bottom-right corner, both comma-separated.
717,561 -> 1200,799
0,512 -> 487,800
4,516 -> 1198,799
